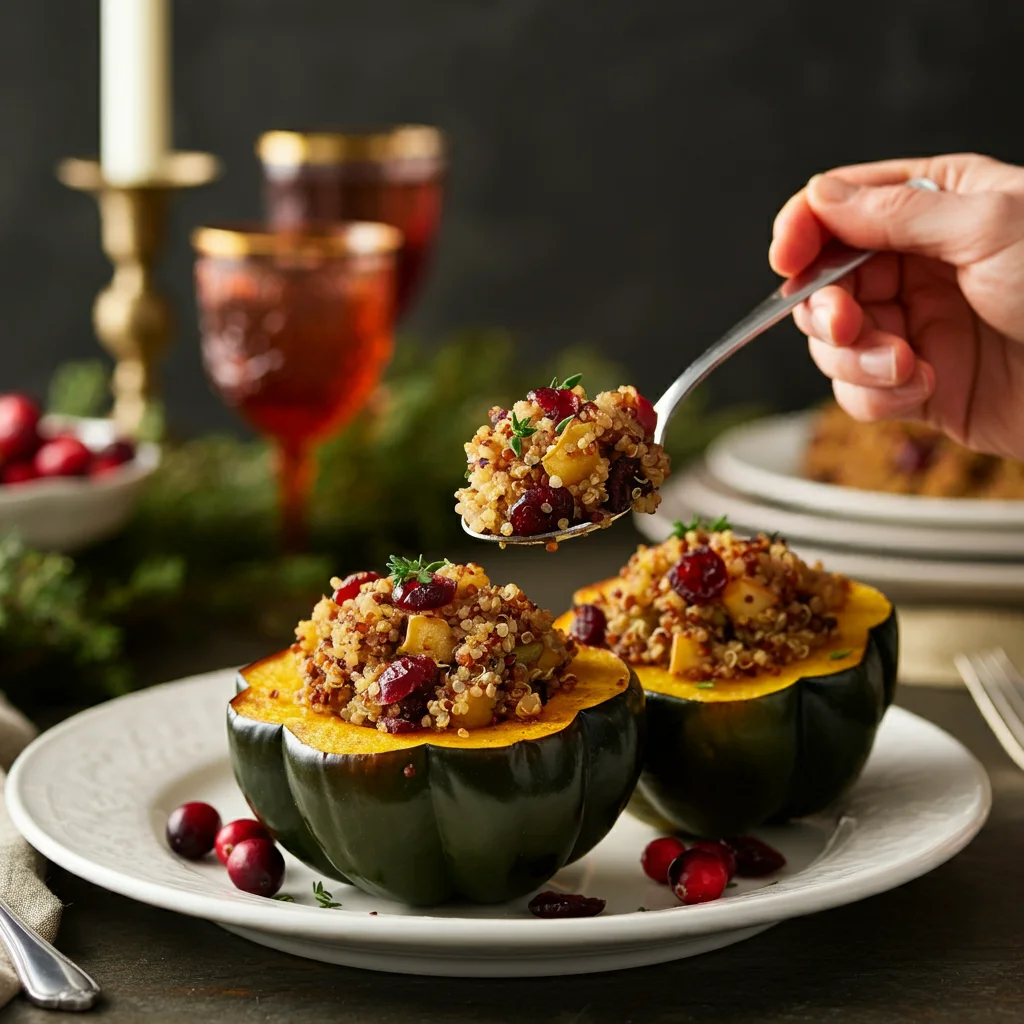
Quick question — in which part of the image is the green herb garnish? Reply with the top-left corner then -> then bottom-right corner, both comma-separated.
509,411 -> 537,458
829,649 -> 853,660
696,681 -> 715,689
637,906 -> 649,912
726,882 -> 738,889
669,515 -> 731,539
313,881 -> 342,909
272,894 -> 296,902
555,415 -> 574,435
387,554 -> 451,587
549,372 -> 583,390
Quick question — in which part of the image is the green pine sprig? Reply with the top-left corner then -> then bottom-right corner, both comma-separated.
386,554 -> 451,587
313,881 -> 342,909
509,411 -> 537,458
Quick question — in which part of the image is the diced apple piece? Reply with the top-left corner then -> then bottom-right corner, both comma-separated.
438,562 -> 491,598
669,633 -> 705,675
541,421 -> 601,486
398,615 -> 457,663
722,578 -> 779,622
455,691 -> 496,729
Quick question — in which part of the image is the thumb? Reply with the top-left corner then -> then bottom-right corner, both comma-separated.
806,174 -> 1022,266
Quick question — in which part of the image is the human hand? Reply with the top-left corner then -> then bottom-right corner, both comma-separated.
770,154 -> 1024,460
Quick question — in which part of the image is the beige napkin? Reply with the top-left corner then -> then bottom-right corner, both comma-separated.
0,695 -> 62,1008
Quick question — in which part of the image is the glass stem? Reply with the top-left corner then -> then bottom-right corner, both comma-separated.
277,441 -> 314,553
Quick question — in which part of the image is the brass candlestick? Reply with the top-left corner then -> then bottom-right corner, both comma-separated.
58,152 -> 221,436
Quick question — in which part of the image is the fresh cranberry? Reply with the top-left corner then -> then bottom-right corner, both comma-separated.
634,392 -> 658,435
722,836 -> 786,877
393,573 -> 456,611
527,891 -> 606,918
0,394 -> 40,461
641,836 -> 687,884
377,655 -> 439,704
668,849 -> 729,905
333,571 -> 382,603
508,485 -> 575,536
90,440 -> 136,477
606,457 -> 650,514
489,407 -> 508,426
34,436 -> 92,478
571,604 -> 607,647
690,840 -> 737,880
215,819 -> 271,865
893,437 -> 935,475
528,387 -> 581,423
668,547 -> 729,604
226,838 -> 285,897
0,461 -> 37,485
166,802 -> 222,859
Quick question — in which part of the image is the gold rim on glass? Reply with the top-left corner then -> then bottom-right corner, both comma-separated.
191,222 -> 404,259
256,125 -> 445,167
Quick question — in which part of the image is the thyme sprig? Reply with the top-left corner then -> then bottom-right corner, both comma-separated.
386,554 -> 451,586
670,515 -> 732,539
548,372 -> 583,390
509,411 -> 538,458
313,881 -> 342,909
555,415 -> 575,435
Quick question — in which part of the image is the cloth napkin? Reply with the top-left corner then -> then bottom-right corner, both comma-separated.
0,695 -> 62,1008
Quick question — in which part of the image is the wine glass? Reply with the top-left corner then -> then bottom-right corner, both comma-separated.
256,126 -> 445,316
192,222 -> 401,550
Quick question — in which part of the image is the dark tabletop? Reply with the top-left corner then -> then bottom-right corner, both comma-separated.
5,533 -> 1022,1023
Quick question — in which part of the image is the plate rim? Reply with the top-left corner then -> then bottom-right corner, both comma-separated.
6,669 -> 992,951
707,412 -> 1024,528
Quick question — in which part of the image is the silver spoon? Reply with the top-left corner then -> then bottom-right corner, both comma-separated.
463,177 -> 940,546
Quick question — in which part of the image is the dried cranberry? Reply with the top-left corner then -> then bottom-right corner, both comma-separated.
0,461 -> 37,485
166,801 -> 222,859
489,407 -> 508,426
528,891 -> 606,918
226,838 -> 285,897
508,486 -> 575,536
571,604 -> 607,647
333,571 -> 382,603
668,547 -> 729,604
528,387 -> 581,423
893,437 -> 936,475
634,392 -> 658,435
34,436 -> 92,478
690,840 -> 737,880
0,394 -> 40,461
722,836 -> 786,877
393,574 -> 456,611
606,457 -> 650,514
668,849 -> 729,905
641,836 -> 687,884
377,655 -> 439,704
215,819 -> 271,865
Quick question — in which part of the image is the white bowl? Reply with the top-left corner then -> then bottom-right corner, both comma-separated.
0,416 -> 160,552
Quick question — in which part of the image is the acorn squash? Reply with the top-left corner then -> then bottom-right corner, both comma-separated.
555,579 -> 897,837
227,646 -> 645,906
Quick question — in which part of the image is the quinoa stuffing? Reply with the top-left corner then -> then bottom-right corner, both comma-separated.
455,375 -> 671,539
571,521 -> 850,681
293,556 -> 577,733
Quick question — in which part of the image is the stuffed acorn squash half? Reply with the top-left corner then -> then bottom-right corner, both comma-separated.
555,522 -> 897,837
228,556 -> 644,906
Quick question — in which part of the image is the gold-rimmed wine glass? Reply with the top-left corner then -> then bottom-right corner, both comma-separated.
192,221 -> 401,550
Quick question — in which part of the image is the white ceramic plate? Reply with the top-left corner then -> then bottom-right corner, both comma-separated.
6,669 -> 989,977
639,502 -> 1024,605
707,412 -> 1024,528
0,416 -> 160,552
657,463 -> 1024,560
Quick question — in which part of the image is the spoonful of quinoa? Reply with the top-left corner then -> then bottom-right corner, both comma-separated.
458,226 -> 903,547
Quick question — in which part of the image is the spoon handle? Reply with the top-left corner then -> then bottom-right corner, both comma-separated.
651,176 -> 940,446
0,895 -> 100,1011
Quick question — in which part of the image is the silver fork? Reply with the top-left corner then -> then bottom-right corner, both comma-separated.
954,648 -> 1024,772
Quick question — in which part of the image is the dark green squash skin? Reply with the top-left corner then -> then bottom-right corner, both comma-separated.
228,670 -> 645,906
631,609 -> 898,838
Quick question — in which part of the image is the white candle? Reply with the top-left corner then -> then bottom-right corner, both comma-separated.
100,0 -> 171,185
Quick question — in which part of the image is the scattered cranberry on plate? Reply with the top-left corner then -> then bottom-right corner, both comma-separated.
226,838 -> 285,897
640,836 -> 687,884
668,849 -> 730,905
165,802 -> 222,860
214,819 -> 271,866
528,891 -> 606,918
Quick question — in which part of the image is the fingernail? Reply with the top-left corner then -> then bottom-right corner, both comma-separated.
809,174 -> 858,204
858,347 -> 896,385
900,364 -> 933,402
810,305 -> 831,339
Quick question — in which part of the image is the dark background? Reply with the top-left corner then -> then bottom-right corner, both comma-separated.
0,0 -> 1020,434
